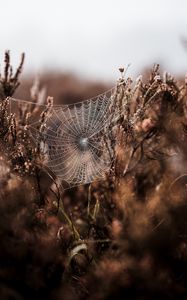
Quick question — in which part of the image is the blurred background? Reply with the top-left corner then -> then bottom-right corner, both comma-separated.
0,0 -> 187,101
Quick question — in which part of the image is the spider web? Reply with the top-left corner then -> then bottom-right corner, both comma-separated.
10,88 -> 117,187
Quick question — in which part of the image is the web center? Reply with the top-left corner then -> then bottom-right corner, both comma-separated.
78,137 -> 89,151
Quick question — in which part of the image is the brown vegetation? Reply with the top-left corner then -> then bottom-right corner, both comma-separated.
0,52 -> 187,299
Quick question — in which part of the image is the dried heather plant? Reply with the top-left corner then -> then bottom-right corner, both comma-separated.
0,51 -> 25,100
0,51 -> 187,300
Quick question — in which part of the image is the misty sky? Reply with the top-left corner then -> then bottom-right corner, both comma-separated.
0,0 -> 187,81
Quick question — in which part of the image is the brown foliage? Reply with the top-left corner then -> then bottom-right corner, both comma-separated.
0,53 -> 187,299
